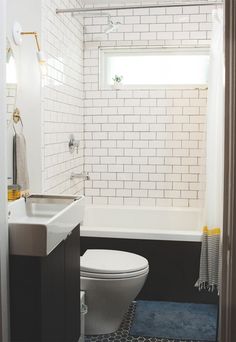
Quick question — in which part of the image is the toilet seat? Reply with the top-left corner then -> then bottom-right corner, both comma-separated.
81,266 -> 149,279
81,249 -> 149,279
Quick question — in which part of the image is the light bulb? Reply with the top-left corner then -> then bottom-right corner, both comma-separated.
37,51 -> 47,75
37,50 -> 47,64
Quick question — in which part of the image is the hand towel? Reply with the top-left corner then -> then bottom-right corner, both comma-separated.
195,226 -> 221,293
15,132 -> 30,191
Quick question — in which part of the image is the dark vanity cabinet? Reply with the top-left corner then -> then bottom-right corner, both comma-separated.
10,225 -> 81,342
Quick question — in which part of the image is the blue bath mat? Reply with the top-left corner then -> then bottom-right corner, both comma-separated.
130,300 -> 218,341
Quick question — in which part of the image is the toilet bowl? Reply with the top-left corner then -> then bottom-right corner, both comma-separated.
81,249 -> 149,335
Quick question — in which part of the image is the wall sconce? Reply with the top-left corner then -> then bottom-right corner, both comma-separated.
12,22 -> 47,69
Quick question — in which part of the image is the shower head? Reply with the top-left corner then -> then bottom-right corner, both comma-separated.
105,19 -> 121,34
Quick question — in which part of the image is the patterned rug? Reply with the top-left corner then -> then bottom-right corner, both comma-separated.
85,302 -> 207,342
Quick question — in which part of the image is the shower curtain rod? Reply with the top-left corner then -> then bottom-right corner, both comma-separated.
56,2 -> 223,14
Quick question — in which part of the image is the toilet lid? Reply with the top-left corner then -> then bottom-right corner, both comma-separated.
81,249 -> 149,274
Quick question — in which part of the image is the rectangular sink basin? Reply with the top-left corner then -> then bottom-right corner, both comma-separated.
8,194 -> 85,256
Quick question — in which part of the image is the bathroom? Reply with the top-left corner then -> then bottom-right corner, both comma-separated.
1,0 -> 236,341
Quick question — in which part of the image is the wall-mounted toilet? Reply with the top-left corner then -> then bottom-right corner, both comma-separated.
81,249 -> 149,335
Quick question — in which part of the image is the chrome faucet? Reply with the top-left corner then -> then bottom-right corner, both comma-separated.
70,172 -> 90,181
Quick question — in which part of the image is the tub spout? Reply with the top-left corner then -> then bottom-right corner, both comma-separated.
70,172 -> 90,181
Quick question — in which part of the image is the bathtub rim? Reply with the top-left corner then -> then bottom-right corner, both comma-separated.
83,204 -> 202,212
80,226 -> 202,242
81,204 -> 203,242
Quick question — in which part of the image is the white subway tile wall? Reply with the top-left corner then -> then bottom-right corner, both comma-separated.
6,85 -> 17,121
41,0 -> 84,195
83,4 -> 214,207
6,85 -> 17,181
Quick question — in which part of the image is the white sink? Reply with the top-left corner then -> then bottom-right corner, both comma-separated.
8,194 -> 85,256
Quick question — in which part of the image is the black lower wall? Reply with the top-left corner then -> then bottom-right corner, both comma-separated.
81,236 -> 218,305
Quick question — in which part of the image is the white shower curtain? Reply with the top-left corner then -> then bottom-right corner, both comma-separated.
196,8 -> 224,292
205,8 -> 224,230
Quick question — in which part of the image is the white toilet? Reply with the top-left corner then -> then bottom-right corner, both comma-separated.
81,249 -> 149,335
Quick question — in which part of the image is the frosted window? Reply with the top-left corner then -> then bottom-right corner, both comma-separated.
101,49 -> 209,87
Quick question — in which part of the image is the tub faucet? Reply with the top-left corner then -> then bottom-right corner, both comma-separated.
70,172 -> 90,181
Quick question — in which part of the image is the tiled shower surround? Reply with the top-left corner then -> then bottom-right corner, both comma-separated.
84,88 -> 207,207
40,1 -> 218,207
41,0 -> 84,195
83,5 -> 212,207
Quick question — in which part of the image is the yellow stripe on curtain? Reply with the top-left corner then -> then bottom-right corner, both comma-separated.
195,225 -> 222,292
202,226 -> 221,236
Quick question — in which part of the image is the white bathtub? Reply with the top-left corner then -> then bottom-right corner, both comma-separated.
80,205 -> 202,242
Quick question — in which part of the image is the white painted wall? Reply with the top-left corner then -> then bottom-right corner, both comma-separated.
7,0 -> 42,192
0,0 -> 10,339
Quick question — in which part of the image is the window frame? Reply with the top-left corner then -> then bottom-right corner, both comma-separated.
99,46 -> 210,90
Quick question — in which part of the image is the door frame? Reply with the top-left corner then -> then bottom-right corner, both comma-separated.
0,1 -> 236,341
220,0 -> 236,341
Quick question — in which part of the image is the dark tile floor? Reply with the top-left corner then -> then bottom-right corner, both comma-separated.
85,302 -> 203,342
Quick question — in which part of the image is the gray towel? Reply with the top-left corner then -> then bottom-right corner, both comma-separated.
13,134 -> 17,184
15,133 -> 29,191
195,226 -> 221,293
